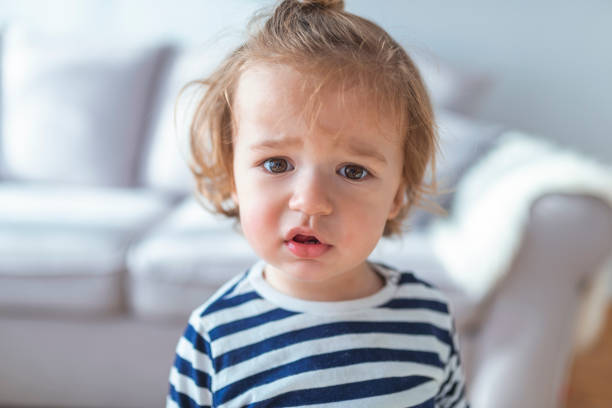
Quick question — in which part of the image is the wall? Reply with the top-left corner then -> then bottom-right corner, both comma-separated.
350,0 -> 612,165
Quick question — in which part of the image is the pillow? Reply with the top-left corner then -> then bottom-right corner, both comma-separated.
137,34 -> 244,193
409,49 -> 493,116
408,109 -> 506,229
0,26 -> 170,187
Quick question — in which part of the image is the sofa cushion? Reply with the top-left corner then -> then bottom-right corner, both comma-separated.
126,195 -> 480,330
0,182 -> 175,316
126,195 -> 259,320
0,26 -> 169,187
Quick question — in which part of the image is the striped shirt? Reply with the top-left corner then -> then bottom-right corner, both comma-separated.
167,260 -> 469,407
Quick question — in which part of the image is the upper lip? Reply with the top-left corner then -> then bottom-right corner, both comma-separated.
284,227 -> 329,245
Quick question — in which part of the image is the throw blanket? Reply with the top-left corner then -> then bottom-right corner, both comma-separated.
427,130 -> 612,305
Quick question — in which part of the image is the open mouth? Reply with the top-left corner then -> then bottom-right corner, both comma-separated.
285,232 -> 331,258
292,234 -> 321,245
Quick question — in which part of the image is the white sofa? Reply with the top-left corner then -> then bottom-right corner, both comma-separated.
1,23 -> 611,408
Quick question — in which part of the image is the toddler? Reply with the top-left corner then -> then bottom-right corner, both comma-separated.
167,0 -> 469,407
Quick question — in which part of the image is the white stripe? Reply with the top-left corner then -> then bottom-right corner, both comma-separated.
187,307 -> 207,328
452,398 -> 469,408
176,337 -> 214,373
220,361 -> 442,408
311,380 -> 439,408
168,366 -> 212,406
397,282 -> 451,303
213,308 -> 452,353
205,298 -> 279,330
215,332 -> 450,389
165,395 -> 179,408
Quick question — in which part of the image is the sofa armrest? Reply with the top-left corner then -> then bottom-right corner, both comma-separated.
465,193 -> 612,408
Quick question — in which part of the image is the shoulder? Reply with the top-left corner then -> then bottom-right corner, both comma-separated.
374,262 -> 454,319
187,267 -> 260,333
373,263 -> 459,363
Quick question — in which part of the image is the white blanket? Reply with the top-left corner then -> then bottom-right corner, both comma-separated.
427,130 -> 612,304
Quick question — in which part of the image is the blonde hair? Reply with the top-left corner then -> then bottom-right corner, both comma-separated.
186,0 -> 445,236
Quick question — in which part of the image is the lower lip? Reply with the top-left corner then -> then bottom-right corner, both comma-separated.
285,240 -> 332,258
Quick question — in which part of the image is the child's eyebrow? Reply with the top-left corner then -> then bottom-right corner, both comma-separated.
343,142 -> 388,165
249,137 -> 388,165
249,136 -> 303,152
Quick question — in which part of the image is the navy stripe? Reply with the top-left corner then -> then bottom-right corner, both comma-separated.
174,354 -> 212,390
168,383 -> 210,408
183,324 -> 212,358
215,321 -> 452,371
218,270 -> 248,298
209,308 -> 299,341
399,272 -> 435,288
381,298 -> 449,314
245,375 -> 432,407
201,291 -> 261,317
215,347 -> 443,405
409,397 -> 436,407
442,380 -> 458,400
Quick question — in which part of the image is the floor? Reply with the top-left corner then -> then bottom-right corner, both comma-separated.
565,302 -> 612,407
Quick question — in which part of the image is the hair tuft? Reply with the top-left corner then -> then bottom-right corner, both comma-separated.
296,0 -> 345,11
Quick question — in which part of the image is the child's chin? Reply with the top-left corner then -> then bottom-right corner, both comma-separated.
270,261 -> 334,281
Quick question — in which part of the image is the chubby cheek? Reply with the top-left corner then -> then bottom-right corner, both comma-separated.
237,185 -> 284,259
336,201 -> 386,253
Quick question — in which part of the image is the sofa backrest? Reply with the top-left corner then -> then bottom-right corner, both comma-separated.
0,23 -> 501,230
135,34 -> 244,195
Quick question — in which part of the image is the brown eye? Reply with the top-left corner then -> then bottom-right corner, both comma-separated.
263,158 -> 293,173
339,164 -> 368,180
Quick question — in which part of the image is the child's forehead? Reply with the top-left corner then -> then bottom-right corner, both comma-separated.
234,63 -> 402,143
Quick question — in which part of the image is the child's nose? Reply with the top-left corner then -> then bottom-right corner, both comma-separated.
288,169 -> 333,216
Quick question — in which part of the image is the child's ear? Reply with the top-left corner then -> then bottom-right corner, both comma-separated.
388,183 -> 405,220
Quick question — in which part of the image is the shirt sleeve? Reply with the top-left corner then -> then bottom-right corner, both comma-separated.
435,318 -> 470,408
167,313 -> 215,408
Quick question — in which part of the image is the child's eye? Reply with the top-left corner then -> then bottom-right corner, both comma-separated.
263,158 -> 294,174
338,164 -> 368,180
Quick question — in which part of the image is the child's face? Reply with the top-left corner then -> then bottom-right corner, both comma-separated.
232,63 -> 404,298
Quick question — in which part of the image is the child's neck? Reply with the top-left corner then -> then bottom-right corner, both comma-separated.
262,262 -> 385,302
